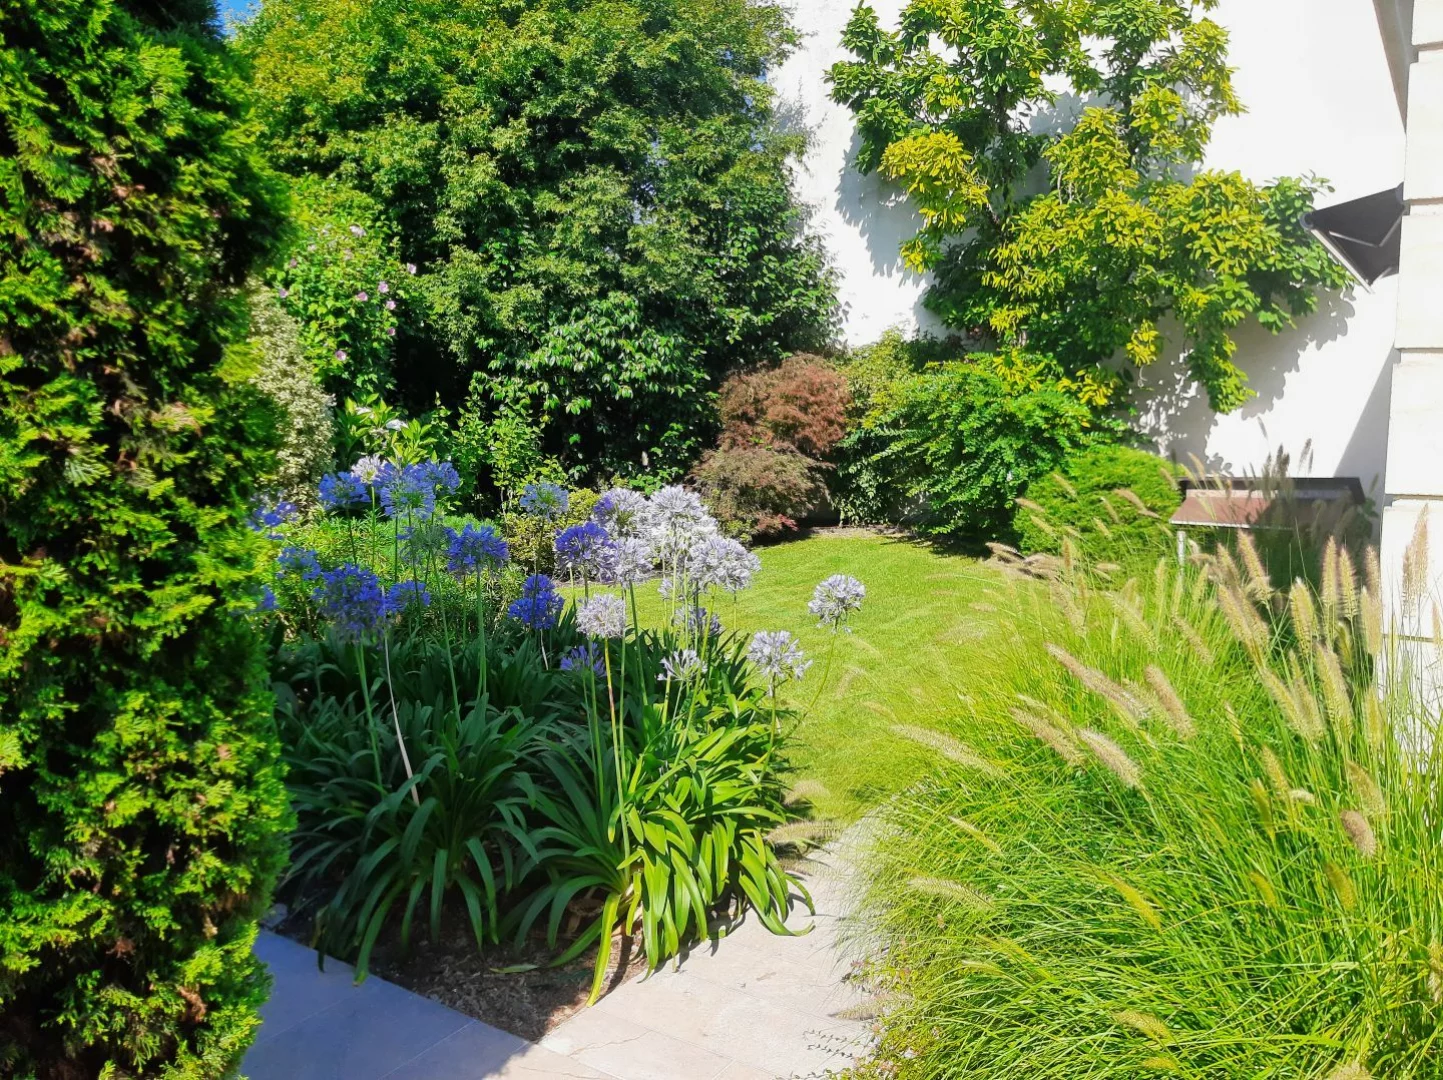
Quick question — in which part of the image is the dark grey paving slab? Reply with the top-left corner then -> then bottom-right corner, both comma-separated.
252,932 -> 365,1044
243,932 -> 471,1080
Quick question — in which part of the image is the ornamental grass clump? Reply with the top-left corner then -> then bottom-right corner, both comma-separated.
850,540 -> 1442,1079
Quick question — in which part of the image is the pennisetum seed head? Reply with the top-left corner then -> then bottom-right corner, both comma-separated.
1339,809 -> 1378,859
1079,728 -> 1142,789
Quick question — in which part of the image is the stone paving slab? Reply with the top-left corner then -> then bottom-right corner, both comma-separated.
242,932 -> 615,1080
244,841 -> 872,1080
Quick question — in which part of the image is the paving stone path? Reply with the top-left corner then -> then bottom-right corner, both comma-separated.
242,847 -> 872,1080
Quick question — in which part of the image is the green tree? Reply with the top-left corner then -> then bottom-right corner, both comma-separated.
0,1 -> 291,1074
830,0 -> 1349,412
238,0 -> 837,480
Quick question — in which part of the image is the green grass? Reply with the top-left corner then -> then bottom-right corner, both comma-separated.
622,530 -> 1003,823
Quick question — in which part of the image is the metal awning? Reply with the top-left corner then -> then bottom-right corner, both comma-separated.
1303,185 -> 1404,287
1170,478 -> 1365,531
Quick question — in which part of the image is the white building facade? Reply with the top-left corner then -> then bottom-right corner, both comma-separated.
774,0 -> 1407,494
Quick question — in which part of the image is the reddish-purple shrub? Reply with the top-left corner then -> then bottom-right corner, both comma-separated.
694,356 -> 850,538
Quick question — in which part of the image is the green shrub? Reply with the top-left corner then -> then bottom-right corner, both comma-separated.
850,542 -> 1442,1078
0,2 -> 290,1075
886,362 -> 1098,543
1015,444 -> 1184,568
248,283 -> 336,511
503,488 -> 601,574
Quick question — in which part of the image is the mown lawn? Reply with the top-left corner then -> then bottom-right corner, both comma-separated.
627,530 -> 1005,823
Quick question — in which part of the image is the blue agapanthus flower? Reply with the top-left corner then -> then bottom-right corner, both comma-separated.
277,546 -> 322,580
319,471 -> 368,510
554,521 -> 616,580
378,464 -> 437,520
507,573 -> 563,630
559,642 -> 605,676
253,585 -> 278,613
416,460 -> 462,495
519,482 -> 568,521
446,524 -> 509,576
385,580 -> 432,613
249,495 -> 298,534
312,563 -> 389,641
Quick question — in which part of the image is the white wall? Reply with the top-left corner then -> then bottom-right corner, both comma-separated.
776,0 -> 1405,490
1136,0 -> 1405,495
772,0 -> 944,344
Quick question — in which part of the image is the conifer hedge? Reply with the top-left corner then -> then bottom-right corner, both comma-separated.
1,1 -> 291,1075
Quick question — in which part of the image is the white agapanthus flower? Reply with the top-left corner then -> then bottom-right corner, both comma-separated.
808,574 -> 866,631
602,536 -> 655,586
576,593 -> 628,639
658,648 -> 707,684
683,535 -> 761,594
350,454 -> 389,484
747,630 -> 811,692
592,488 -> 652,539
647,485 -> 719,562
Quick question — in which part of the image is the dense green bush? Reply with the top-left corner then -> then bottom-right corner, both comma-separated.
851,360 -> 1099,544
0,1 -> 290,1075
850,541 -> 1442,1078
238,0 -> 837,478
1016,444 -> 1184,568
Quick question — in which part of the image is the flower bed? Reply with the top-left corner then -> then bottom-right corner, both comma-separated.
255,462 -> 866,1005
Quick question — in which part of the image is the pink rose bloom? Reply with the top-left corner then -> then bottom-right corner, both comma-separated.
356,291 -> 369,302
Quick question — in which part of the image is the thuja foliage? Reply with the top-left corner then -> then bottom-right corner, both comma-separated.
0,1 -> 290,1075
239,0 -> 837,478
852,538 -> 1442,1078
831,0 -> 1349,412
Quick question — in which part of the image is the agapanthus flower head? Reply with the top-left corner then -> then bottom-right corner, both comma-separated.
554,521 -> 617,580
385,580 -> 432,614
249,495 -> 298,535
684,535 -> 760,594
519,482 -> 569,521
601,536 -> 655,586
576,593 -> 628,640
319,471 -> 368,510
559,642 -> 605,676
277,546 -> 322,580
446,524 -> 509,576
808,574 -> 866,630
378,465 -> 437,520
675,605 -> 723,638
253,585 -> 278,613
658,648 -> 706,684
647,485 -> 718,562
351,454 -> 389,485
416,460 -> 462,495
747,630 -> 811,692
507,574 -> 563,630
313,564 -> 389,641
592,488 -> 651,539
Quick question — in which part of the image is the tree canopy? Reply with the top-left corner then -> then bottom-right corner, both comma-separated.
239,0 -> 837,479
830,0 -> 1348,412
